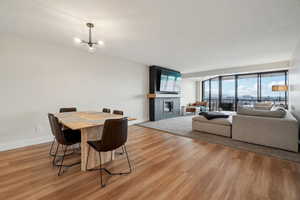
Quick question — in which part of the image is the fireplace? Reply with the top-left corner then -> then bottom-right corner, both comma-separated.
149,97 -> 180,121
148,66 -> 181,121
164,101 -> 174,112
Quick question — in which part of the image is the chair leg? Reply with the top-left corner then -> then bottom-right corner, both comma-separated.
98,152 -> 106,187
50,139 -> 73,158
123,145 -> 132,173
100,145 -> 132,176
52,143 -> 60,166
53,144 -> 81,175
58,145 -> 68,176
49,138 -> 56,156
87,145 -> 133,187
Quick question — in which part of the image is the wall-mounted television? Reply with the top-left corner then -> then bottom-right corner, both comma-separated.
157,70 -> 182,93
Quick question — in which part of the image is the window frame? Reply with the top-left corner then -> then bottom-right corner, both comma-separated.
201,70 -> 288,111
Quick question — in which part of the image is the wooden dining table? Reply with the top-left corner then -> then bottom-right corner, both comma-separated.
55,111 -> 136,172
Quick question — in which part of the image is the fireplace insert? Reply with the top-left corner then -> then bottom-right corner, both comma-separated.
164,101 -> 174,112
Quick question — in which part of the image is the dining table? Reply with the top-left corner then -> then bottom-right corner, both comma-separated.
55,111 -> 136,171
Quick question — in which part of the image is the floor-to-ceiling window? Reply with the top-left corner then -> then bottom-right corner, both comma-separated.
210,77 -> 219,110
260,72 -> 287,105
202,70 -> 288,111
237,74 -> 258,106
221,76 -> 236,110
202,80 -> 210,103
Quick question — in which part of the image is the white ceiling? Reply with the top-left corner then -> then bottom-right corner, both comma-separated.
1,0 -> 300,73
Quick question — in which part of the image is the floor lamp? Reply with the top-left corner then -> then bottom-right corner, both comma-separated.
272,85 -> 288,107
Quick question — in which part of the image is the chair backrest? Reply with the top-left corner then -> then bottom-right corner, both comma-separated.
101,118 -> 128,151
113,110 -> 124,115
59,107 -> 77,113
102,108 -> 111,113
48,113 -> 67,145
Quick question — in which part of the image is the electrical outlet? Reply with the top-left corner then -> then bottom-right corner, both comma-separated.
35,125 -> 42,134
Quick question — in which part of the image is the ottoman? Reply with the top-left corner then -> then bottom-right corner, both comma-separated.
192,112 -> 235,137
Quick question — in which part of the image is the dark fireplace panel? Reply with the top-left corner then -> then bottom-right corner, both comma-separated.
150,97 -> 180,121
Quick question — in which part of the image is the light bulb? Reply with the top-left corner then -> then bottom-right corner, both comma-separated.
97,40 -> 104,46
88,46 -> 96,53
73,37 -> 82,44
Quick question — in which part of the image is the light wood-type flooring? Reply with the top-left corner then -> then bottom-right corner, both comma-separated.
1,126 -> 300,200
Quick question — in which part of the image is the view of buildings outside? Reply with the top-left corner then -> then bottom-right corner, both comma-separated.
237,74 -> 258,106
203,80 -> 209,102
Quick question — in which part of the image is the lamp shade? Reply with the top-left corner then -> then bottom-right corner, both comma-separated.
272,85 -> 288,92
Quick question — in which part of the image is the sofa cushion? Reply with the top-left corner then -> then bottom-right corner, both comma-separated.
199,112 -> 229,120
237,106 -> 286,118
254,102 -> 273,110
271,105 -> 286,112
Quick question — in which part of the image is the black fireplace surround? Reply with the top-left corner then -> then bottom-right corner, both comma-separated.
149,66 -> 181,121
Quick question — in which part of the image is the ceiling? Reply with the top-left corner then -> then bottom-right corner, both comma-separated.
1,0 -> 300,73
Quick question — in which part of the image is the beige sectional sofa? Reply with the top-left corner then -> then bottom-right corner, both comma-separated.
192,106 -> 299,152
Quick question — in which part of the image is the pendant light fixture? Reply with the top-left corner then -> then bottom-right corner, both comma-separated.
74,23 -> 104,52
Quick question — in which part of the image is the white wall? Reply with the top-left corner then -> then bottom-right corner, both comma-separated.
289,41 -> 300,121
180,79 -> 196,106
196,81 -> 202,101
0,34 -> 148,151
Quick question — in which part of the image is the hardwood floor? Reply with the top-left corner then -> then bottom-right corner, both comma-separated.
1,126 -> 300,200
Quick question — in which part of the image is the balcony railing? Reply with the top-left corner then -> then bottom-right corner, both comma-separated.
204,98 -> 287,111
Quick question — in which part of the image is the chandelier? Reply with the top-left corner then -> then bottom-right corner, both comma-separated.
74,23 -> 104,52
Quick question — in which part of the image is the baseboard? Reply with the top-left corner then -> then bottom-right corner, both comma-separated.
129,119 -> 148,125
0,119 -> 148,152
0,136 -> 53,152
